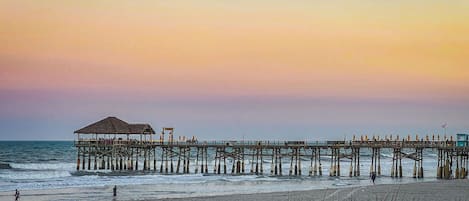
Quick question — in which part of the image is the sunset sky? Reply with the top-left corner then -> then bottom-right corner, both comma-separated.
1,1 -> 468,140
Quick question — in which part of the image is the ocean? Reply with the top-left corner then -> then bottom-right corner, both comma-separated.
0,141 -> 439,200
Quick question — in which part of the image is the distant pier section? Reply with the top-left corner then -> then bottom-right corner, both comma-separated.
75,117 -> 469,179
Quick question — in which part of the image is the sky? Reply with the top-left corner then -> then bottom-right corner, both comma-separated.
1,0 -> 469,140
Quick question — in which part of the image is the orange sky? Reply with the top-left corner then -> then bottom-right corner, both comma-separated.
1,1 -> 468,139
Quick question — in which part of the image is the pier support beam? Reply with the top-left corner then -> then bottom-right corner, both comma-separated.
76,148 -> 81,171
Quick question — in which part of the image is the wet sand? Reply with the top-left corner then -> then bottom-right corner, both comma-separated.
155,180 -> 469,201
1,180 -> 468,201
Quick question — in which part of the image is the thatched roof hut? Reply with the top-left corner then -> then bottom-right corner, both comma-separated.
74,117 -> 155,135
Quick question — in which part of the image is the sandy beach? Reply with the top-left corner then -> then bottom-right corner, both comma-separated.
1,180 -> 468,201
155,180 -> 469,201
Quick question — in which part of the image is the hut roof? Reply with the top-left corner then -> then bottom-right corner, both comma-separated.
129,124 -> 155,134
74,117 -> 155,134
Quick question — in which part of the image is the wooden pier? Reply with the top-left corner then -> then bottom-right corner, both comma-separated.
75,117 -> 469,179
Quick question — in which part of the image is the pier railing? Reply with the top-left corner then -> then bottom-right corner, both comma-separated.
75,139 -> 455,149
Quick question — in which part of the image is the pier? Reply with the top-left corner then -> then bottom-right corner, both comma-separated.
75,117 -> 468,179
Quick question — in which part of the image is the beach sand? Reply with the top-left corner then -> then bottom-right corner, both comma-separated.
155,180 -> 469,201
1,180 -> 468,201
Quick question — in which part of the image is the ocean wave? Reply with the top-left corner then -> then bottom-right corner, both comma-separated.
9,162 -> 75,171
380,153 -> 393,158
0,170 -> 72,180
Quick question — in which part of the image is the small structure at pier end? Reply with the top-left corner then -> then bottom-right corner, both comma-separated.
74,117 -> 156,171
457,134 -> 469,147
